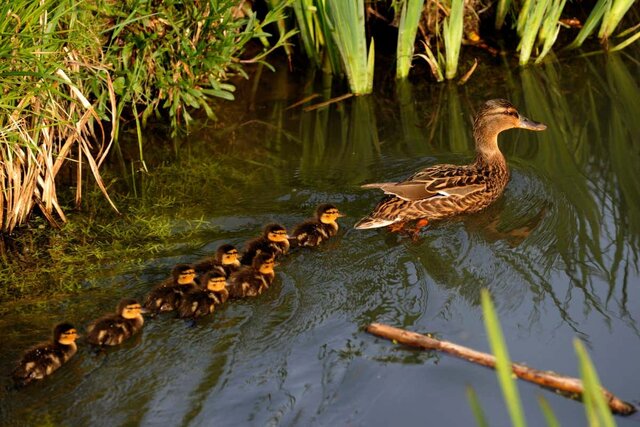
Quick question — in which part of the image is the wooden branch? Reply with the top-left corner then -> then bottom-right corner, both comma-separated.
366,322 -> 637,416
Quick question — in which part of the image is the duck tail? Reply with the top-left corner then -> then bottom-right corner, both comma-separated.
353,216 -> 397,230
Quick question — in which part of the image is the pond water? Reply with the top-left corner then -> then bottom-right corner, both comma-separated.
2,49 -> 640,426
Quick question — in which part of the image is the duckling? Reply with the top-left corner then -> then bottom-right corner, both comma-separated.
240,223 -> 290,265
86,299 -> 146,346
355,99 -> 546,233
194,244 -> 241,277
292,204 -> 345,247
12,323 -> 78,387
177,271 -> 229,318
228,252 -> 276,298
144,264 -> 198,313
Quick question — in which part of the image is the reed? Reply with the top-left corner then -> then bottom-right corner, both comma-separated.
517,0 -> 567,66
567,0 -> 637,48
443,0 -> 464,79
396,0 -> 426,79
324,0 -> 375,94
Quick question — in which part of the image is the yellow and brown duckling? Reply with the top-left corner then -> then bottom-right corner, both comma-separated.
194,244 -> 241,277
177,271 -> 229,319
292,204 -> 345,247
228,252 -> 276,298
354,99 -> 547,233
12,323 -> 78,387
86,299 -> 146,346
240,223 -> 290,265
144,263 -> 198,313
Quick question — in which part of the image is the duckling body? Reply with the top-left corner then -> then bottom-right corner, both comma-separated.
87,299 -> 146,346
292,204 -> 345,247
12,323 -> 78,387
145,264 -> 198,313
229,253 -> 276,298
194,244 -> 241,277
354,99 -> 546,230
177,272 -> 229,318
240,224 -> 290,265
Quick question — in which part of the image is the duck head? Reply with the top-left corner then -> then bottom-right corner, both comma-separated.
473,99 -> 546,157
253,253 -> 276,275
203,272 -> 228,292
118,299 -> 147,319
217,244 -> 240,267
172,264 -> 196,285
317,204 -> 345,224
264,223 -> 289,243
54,323 -> 78,345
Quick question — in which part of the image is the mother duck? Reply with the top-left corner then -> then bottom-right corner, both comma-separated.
354,99 -> 546,232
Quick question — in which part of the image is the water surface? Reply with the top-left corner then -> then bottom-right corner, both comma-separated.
1,51 -> 640,426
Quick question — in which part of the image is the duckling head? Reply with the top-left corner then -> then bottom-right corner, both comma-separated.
473,99 -> 546,154
253,253 -> 276,275
217,244 -> 240,266
54,323 -> 78,345
202,271 -> 228,292
117,299 -> 146,319
172,263 -> 196,285
317,204 -> 345,224
264,223 -> 290,243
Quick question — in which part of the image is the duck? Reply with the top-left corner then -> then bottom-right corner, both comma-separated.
86,299 -> 146,346
240,223 -> 290,265
194,244 -> 241,277
292,204 -> 345,247
177,271 -> 229,318
228,252 -> 276,298
12,323 -> 78,387
144,263 -> 199,313
354,99 -> 546,233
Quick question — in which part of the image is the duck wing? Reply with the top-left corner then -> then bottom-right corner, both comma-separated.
363,165 -> 486,202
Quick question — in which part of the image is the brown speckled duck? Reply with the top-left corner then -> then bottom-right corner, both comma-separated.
354,99 -> 546,232
86,299 -> 146,346
240,223 -> 290,265
292,204 -> 345,247
12,323 -> 78,387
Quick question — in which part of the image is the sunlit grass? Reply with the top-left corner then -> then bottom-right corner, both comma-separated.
396,0 -> 426,79
443,0 -> 464,79
325,0 -> 375,94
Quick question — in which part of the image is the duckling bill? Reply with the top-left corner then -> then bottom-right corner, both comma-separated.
12,323 -> 78,387
86,299 -> 146,346
354,99 -> 546,232
292,204 -> 345,247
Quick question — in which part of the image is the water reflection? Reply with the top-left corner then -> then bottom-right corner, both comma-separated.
2,50 -> 640,426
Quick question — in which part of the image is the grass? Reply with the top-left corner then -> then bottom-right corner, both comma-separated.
476,289 -> 622,426
0,0 -> 294,233
396,0 -> 426,79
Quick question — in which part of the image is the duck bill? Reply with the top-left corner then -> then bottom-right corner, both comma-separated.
518,115 -> 547,131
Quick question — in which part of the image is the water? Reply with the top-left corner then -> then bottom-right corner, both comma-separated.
1,50 -> 640,426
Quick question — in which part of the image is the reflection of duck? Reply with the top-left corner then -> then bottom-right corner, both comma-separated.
177,272 -> 229,318
355,99 -> 546,233
229,253 -> 276,298
240,224 -> 290,265
87,299 -> 146,346
145,264 -> 198,312
195,244 -> 241,277
12,323 -> 78,387
292,204 -> 345,247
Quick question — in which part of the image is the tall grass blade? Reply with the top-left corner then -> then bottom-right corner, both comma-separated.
325,0 -> 374,94
535,0 -> 567,64
609,25 -> 640,52
574,339 -> 617,427
444,0 -> 464,79
518,0 -> 551,65
495,0 -> 513,30
396,0 -> 426,79
537,396 -> 561,427
599,0 -> 636,40
466,386 -> 490,427
566,0 -> 608,49
481,289 -> 527,427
